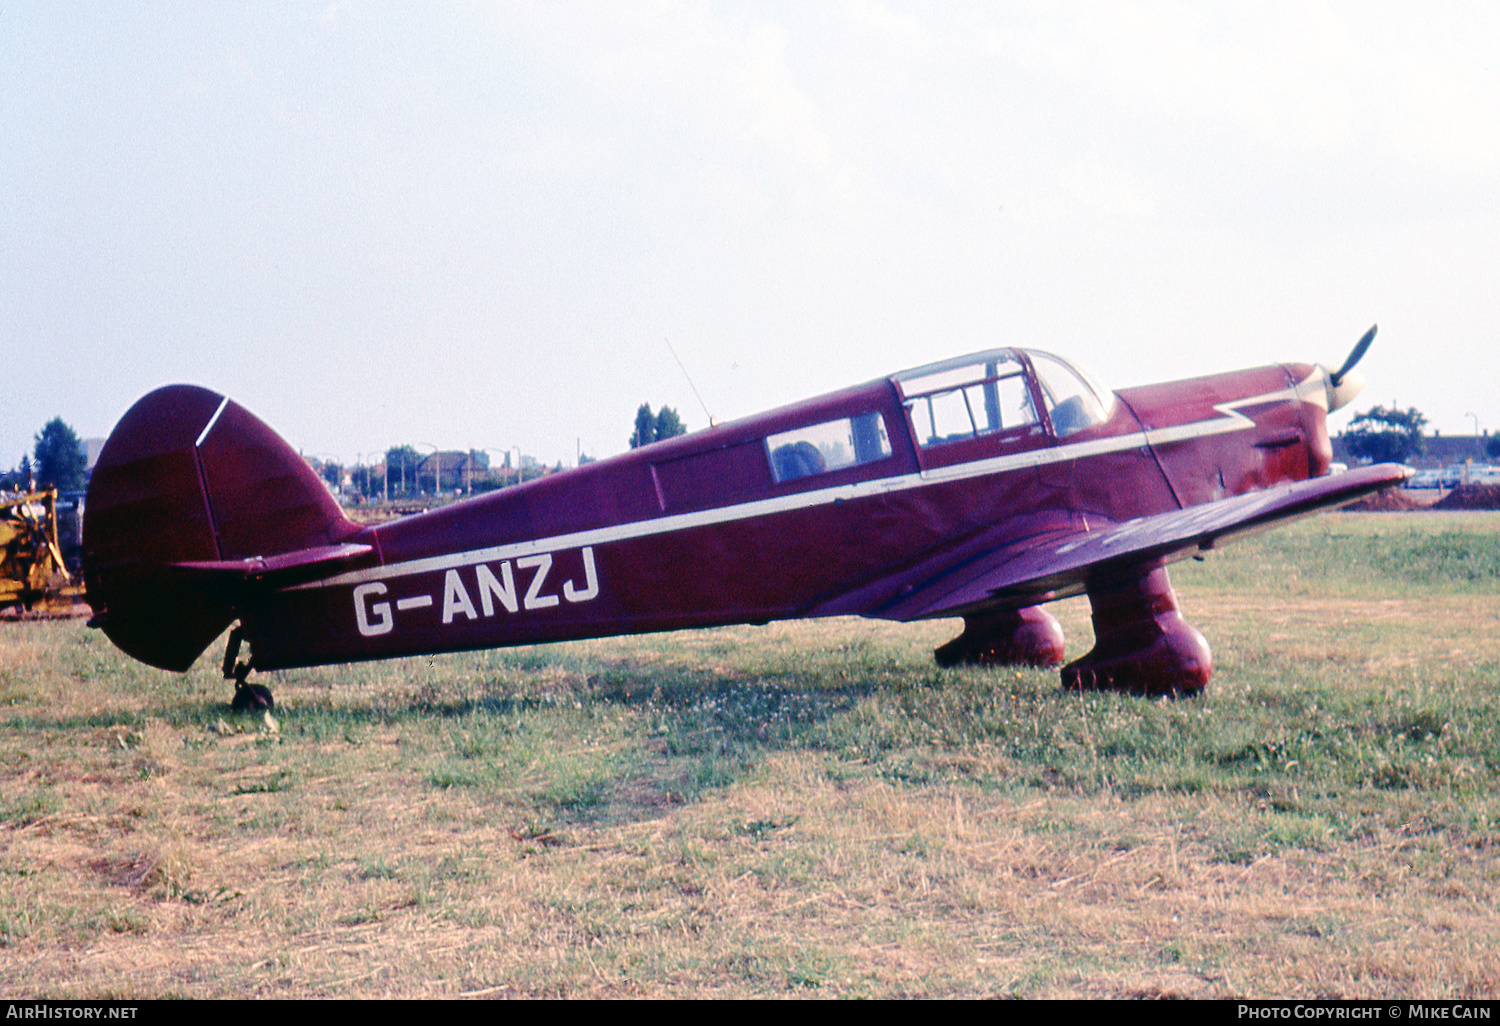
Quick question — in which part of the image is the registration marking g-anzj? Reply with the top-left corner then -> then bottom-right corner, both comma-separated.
354,546 -> 600,637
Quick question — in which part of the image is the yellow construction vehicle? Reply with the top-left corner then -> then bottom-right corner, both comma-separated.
0,488 -> 86,616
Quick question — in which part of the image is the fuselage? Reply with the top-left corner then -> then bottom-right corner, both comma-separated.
240,348 -> 1337,671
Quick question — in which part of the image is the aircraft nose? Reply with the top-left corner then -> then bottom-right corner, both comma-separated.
1325,366 -> 1365,413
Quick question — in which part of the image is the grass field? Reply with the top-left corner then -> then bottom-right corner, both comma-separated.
1,512 -> 1498,998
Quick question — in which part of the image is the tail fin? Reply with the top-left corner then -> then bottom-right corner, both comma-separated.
83,385 -> 361,671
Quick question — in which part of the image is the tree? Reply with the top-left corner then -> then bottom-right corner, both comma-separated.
629,404 -> 656,449
350,463 -> 383,498
0,455 -> 29,490
1342,405 -> 1427,465
1488,435 -> 1500,461
386,446 -> 420,497
654,406 -> 686,442
629,403 -> 687,449
319,461 -> 342,489
33,418 -> 87,490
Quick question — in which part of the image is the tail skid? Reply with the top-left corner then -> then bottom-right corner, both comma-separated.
84,386 -> 362,671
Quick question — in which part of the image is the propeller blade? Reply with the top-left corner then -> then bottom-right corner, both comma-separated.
1330,324 -> 1377,386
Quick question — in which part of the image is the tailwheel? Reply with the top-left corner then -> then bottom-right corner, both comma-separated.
222,624 -> 276,712
231,681 -> 275,713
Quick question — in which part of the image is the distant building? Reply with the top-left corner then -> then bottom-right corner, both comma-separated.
417,451 -> 490,493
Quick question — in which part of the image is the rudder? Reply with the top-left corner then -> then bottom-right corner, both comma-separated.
84,385 -> 360,671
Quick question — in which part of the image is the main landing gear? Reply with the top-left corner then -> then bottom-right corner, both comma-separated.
222,625 -> 275,713
1062,565 -> 1211,697
934,606 -> 1066,668
934,564 -> 1212,697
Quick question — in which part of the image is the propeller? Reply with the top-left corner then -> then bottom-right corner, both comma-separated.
1321,324 -> 1375,413
1330,324 -> 1376,387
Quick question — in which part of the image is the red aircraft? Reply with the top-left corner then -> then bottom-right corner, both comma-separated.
83,328 -> 1407,711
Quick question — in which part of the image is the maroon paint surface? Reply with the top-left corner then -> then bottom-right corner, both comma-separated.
83,352 -> 1407,676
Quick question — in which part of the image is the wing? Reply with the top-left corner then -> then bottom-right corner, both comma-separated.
871,463 -> 1411,621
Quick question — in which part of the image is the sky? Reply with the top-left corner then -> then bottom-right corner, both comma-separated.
3,1 -> 1498,469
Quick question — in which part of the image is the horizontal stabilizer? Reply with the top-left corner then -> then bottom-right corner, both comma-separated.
173,542 -> 374,585
882,463 -> 1412,621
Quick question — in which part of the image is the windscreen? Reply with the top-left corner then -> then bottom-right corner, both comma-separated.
1026,351 -> 1115,437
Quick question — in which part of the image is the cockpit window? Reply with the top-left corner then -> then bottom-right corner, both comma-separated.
1026,350 -> 1115,437
895,351 -> 1038,448
766,412 -> 892,484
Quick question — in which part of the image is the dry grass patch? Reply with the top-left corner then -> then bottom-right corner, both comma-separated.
0,514 -> 1497,996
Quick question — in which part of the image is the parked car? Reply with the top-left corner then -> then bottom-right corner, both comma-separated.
1439,465 -> 1467,488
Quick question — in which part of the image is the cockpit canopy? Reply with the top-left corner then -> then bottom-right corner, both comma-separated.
892,348 -> 1115,446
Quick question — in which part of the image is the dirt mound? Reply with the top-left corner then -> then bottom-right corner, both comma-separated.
1342,488 -> 1431,512
1434,483 -> 1500,510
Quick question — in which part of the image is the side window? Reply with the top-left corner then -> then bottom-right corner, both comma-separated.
766,412 -> 892,484
996,375 -> 1038,431
901,355 -> 1037,448
924,389 -> 975,444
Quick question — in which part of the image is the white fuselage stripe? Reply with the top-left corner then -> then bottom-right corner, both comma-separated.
289,373 -> 1317,592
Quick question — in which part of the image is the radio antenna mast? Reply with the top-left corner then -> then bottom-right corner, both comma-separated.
665,337 -> 716,427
